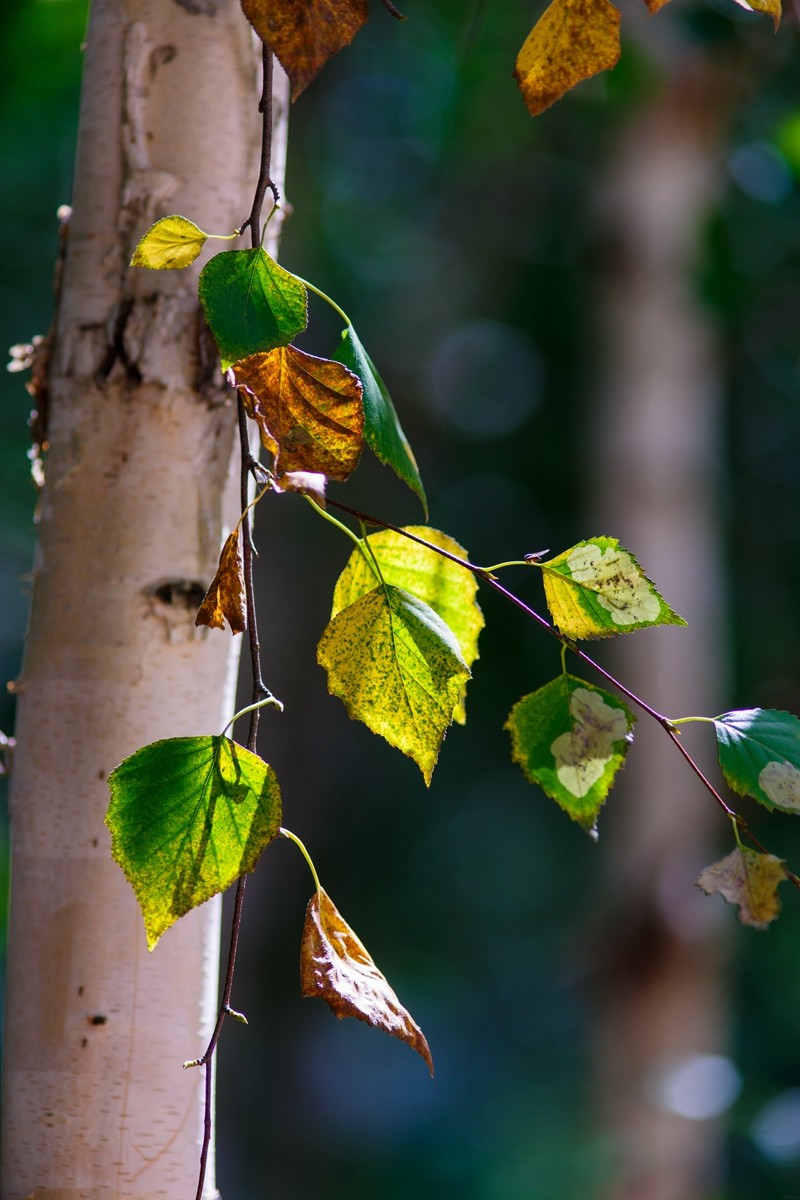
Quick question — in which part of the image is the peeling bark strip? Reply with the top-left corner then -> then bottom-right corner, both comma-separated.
0,3 -> 289,1197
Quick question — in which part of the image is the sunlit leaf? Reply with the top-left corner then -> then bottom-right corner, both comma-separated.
107,736 -> 282,949
317,584 -> 469,784
330,527 -> 483,723
198,248 -> 307,370
241,0 -> 369,99
714,708 -> 800,814
130,215 -> 209,270
231,347 -> 363,480
514,0 -> 620,118
506,673 -> 634,834
272,470 -> 327,506
696,847 -> 787,929
730,0 -> 781,27
301,887 -> 433,1074
195,529 -> 246,635
333,326 -> 426,514
540,537 -> 686,639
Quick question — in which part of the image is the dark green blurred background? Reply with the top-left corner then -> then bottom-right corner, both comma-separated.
3,1 -> 800,1196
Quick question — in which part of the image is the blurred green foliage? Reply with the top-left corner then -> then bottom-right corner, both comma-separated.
3,0 -> 800,1196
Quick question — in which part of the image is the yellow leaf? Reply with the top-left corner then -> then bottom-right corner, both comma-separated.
730,0 -> 781,27
696,847 -> 788,929
195,529 -> 246,634
301,887 -> 433,1074
130,215 -> 208,270
231,347 -> 364,481
514,0 -> 621,118
241,0 -> 369,99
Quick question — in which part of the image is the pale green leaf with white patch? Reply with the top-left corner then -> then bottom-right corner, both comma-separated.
317,584 -> 469,784
539,537 -> 686,639
506,673 -> 635,833
130,215 -> 209,270
330,527 -> 483,723
714,708 -> 800,814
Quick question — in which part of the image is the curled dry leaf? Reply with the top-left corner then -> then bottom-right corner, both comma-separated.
301,887 -> 433,1074
272,470 -> 327,506
696,847 -> 788,929
514,0 -> 620,118
232,347 -> 364,481
195,529 -> 246,634
241,0 -> 368,99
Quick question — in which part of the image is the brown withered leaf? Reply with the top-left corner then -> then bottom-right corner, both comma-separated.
232,347 -> 364,481
696,846 -> 788,930
514,0 -> 621,118
301,888 -> 433,1074
195,529 -> 246,635
241,0 -> 368,99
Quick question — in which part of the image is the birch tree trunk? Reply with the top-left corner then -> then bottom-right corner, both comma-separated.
1,3 -> 287,1196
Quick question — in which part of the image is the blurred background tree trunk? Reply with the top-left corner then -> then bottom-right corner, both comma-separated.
0,2 -> 287,1196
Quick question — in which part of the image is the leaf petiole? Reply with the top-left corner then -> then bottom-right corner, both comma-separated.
280,827 -> 322,893
292,274 -> 351,326
304,496 -> 380,582
479,559 -> 532,574
222,693 -> 284,737
670,716 -> 716,727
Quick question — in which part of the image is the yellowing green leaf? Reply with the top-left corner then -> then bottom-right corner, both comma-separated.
696,847 -> 787,929
506,674 -> 634,834
198,248 -> 308,370
106,736 -> 282,949
333,326 -> 426,514
514,0 -> 620,118
317,584 -> 469,784
730,0 -> 781,27
241,0 -> 369,99
130,215 -> 209,270
714,708 -> 800,814
301,887 -> 433,1074
231,347 -> 364,480
540,537 -> 686,639
195,529 -> 246,635
330,527 -> 483,724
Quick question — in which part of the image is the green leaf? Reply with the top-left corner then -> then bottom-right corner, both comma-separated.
696,847 -> 787,929
333,326 -> 427,514
506,673 -> 635,834
130,215 -> 209,270
198,248 -> 308,370
714,708 -> 800,814
540,537 -> 686,639
106,736 -> 282,949
317,584 -> 469,784
330,527 -> 483,724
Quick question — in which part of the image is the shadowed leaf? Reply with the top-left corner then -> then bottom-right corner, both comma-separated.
241,0 -> 369,99
232,347 -> 363,480
333,326 -> 426,513
317,584 -> 469,783
195,529 -> 246,635
198,248 -> 307,370
714,708 -> 800,814
301,887 -> 433,1074
540,537 -> 686,639
506,674 -> 634,834
514,0 -> 620,118
131,215 -> 209,270
697,847 -> 787,929
330,527 -> 483,723
107,736 -> 282,949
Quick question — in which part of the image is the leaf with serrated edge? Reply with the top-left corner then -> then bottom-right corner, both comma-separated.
334,326 -> 426,514
131,215 -> 209,270
514,0 -> 620,118
506,674 -> 634,834
697,847 -> 787,929
330,527 -> 483,724
317,584 -> 469,784
198,248 -> 307,370
301,887 -> 433,1074
106,736 -> 282,949
195,528 -> 246,634
241,0 -> 369,99
232,347 -> 363,480
540,537 -> 686,639
714,708 -> 800,813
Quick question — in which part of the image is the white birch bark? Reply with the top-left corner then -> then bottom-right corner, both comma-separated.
1,2 -> 287,1196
